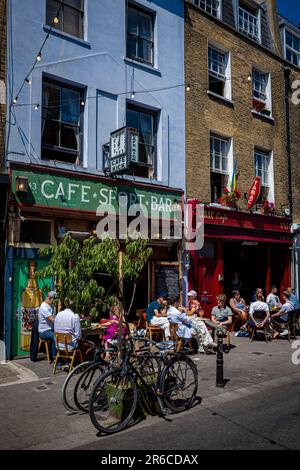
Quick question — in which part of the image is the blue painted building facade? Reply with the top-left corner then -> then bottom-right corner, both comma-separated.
4,0 -> 186,358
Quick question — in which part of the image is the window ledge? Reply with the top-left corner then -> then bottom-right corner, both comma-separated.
43,25 -> 91,49
251,110 -> 275,123
207,91 -> 234,106
124,57 -> 162,76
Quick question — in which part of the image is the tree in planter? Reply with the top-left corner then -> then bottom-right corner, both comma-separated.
36,234 -> 152,322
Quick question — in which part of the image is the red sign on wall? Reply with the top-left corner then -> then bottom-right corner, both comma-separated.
248,177 -> 261,209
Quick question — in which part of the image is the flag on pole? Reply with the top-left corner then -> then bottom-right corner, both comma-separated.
231,160 -> 238,191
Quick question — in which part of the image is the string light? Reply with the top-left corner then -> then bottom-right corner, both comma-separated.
36,52 -> 42,62
53,16 -> 60,24
12,97 -> 18,104
81,100 -> 85,107
34,104 -> 40,110
25,78 -> 32,85
186,83 -> 191,92
131,92 -> 136,99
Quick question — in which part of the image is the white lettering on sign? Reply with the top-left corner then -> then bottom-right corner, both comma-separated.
99,188 -> 109,205
82,185 -> 91,203
56,183 -> 65,200
41,180 -> 55,199
68,184 -> 80,201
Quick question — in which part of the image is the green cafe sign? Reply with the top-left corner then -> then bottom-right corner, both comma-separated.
12,169 -> 182,219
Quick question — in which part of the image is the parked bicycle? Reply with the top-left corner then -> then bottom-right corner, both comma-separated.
88,336 -> 198,435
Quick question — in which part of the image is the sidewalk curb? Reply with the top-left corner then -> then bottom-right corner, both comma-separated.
0,361 -> 39,387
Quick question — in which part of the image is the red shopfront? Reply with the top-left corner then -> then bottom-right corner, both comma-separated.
188,206 -> 293,317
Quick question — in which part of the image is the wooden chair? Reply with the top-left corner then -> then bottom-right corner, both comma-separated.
135,309 -> 146,329
273,310 -> 298,342
169,322 -> 194,353
251,311 -> 271,343
38,338 -> 51,364
53,333 -> 83,375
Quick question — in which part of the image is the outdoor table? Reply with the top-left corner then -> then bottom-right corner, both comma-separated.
82,325 -> 108,342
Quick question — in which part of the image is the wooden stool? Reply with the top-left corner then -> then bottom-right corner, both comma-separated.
38,338 -> 51,364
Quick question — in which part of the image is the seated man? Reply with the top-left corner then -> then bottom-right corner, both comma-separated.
249,292 -> 270,334
266,286 -> 282,310
211,295 -> 233,330
146,293 -> 170,341
54,301 -> 82,351
271,290 -> 294,338
168,296 -> 216,354
38,291 -> 57,360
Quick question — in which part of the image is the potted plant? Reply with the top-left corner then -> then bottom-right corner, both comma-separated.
252,98 -> 266,113
218,187 -> 242,209
259,200 -> 276,215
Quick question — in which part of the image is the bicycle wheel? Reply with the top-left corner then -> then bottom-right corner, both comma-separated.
89,368 -> 138,434
74,362 -> 107,413
159,355 -> 198,413
135,355 -> 161,388
62,361 -> 92,412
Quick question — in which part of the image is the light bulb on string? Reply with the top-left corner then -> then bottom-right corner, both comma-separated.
131,91 -> 136,99
53,16 -> 59,24
25,78 -> 32,86
12,97 -> 18,104
186,83 -> 191,92
81,99 -> 85,107
34,104 -> 40,110
247,74 -> 252,82
36,52 -> 42,62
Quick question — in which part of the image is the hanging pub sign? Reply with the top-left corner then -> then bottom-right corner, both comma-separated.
248,177 -> 261,209
110,127 -> 139,174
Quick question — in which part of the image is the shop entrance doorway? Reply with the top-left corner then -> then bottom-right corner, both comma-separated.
223,241 -> 290,304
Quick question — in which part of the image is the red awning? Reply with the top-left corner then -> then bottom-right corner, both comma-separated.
205,226 -> 293,245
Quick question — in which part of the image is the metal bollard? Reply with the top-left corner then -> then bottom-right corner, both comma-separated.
216,327 -> 227,388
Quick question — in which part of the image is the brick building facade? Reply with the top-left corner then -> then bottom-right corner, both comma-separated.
0,0 -> 6,170
185,0 -> 293,313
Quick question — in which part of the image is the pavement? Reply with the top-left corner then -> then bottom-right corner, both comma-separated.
0,334 -> 299,450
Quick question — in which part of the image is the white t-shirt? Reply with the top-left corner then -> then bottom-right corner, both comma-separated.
249,301 -> 269,315
280,301 -> 294,322
38,302 -> 54,333
266,293 -> 281,308
54,309 -> 82,346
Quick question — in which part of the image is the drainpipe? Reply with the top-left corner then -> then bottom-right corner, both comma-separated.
284,67 -> 293,217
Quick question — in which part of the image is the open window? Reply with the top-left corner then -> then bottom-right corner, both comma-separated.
208,45 -> 231,100
252,68 -> 272,116
210,134 -> 230,203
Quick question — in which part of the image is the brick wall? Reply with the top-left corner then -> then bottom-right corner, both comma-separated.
0,0 -> 6,171
185,3 -> 290,214
289,69 -> 300,224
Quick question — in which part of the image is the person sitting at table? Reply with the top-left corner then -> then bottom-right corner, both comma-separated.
38,291 -> 57,361
186,290 -> 203,317
229,290 -> 248,323
211,295 -> 233,330
271,291 -> 294,338
266,286 -> 282,310
249,292 -> 270,333
146,292 -> 170,341
287,287 -> 299,309
101,301 -> 127,352
167,296 -> 215,354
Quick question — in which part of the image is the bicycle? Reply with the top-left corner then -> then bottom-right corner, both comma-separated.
88,337 -> 198,435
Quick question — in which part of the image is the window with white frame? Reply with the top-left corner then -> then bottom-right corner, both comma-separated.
191,0 -> 220,18
127,4 -> 154,66
238,3 -> 260,41
210,134 -> 230,203
285,30 -> 300,67
252,69 -> 272,115
255,149 -> 272,201
208,46 -> 231,99
46,0 -> 84,39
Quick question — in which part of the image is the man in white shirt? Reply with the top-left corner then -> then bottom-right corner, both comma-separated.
249,293 -> 270,329
38,291 -> 57,360
266,286 -> 282,310
54,303 -> 82,351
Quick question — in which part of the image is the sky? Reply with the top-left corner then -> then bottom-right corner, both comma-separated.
277,0 -> 300,25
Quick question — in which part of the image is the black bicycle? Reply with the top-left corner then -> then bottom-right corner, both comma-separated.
88,337 -> 198,434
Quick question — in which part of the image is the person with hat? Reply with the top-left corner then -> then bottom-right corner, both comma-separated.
186,290 -> 203,317
146,292 -> 170,341
38,291 -> 57,360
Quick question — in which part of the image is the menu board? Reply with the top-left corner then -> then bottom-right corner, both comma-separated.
154,263 -> 181,300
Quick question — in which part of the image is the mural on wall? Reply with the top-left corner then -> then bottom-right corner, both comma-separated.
13,258 -> 51,357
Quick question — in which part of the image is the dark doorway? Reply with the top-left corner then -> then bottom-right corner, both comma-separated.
223,241 -> 269,304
